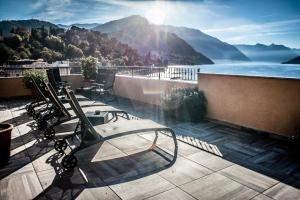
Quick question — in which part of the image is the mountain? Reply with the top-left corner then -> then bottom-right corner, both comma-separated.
0,26 -> 141,65
0,19 -> 58,36
159,25 -> 250,62
93,15 -> 148,33
235,43 -> 300,63
93,15 -> 214,65
93,15 -> 213,65
57,23 -> 101,29
282,56 -> 300,64
93,15 -> 248,62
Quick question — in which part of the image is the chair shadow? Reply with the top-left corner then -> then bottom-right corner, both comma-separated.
1,111 -> 33,125
33,140 -> 177,200
0,120 -> 82,179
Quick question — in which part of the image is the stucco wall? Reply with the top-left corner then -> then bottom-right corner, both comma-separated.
0,74 -> 84,99
198,73 -> 300,138
61,74 -> 84,89
0,77 -> 32,98
114,75 -> 197,106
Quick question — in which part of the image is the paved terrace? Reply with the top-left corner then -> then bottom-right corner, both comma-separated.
0,98 -> 300,200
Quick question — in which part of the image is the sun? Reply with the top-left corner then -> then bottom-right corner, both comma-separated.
145,2 -> 169,24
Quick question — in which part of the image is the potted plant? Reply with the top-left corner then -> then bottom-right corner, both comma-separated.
162,87 -> 207,122
0,123 -> 13,165
81,56 -> 97,87
22,68 -> 48,89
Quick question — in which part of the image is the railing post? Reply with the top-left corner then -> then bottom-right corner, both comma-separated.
197,68 -> 200,81
158,67 -> 160,80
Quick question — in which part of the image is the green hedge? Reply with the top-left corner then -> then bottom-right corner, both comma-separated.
162,87 -> 207,122
22,69 -> 48,89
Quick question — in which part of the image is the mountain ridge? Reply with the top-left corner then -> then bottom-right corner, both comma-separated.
57,23 -> 101,29
93,15 -> 213,65
0,19 -> 58,36
282,56 -> 300,64
158,25 -> 250,61
93,15 -> 249,62
235,43 -> 300,63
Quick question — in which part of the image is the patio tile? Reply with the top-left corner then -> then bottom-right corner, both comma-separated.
76,187 -> 121,200
158,157 -> 212,186
110,174 -> 175,200
25,138 -> 55,161
252,194 -> 274,200
125,147 -> 172,174
138,132 -> 198,156
0,164 -> 43,200
263,176 -> 300,200
0,157 -> 32,179
31,150 -> 61,172
1,163 -> 35,179
180,173 -> 258,200
76,141 -> 124,163
145,187 -> 195,200
219,165 -> 279,192
89,153 -> 140,184
0,110 -> 13,123
108,134 -> 152,152
39,168 -> 90,199
2,99 -> 300,200
76,169 -> 121,200
186,151 -> 233,171
37,169 -> 57,190
10,127 -> 20,139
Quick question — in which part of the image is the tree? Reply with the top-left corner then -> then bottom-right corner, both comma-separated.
45,35 -> 65,52
52,50 -> 63,61
0,43 -> 14,64
4,34 -> 22,50
65,44 -> 83,59
144,52 -> 152,66
81,56 -> 97,79
41,47 -> 53,62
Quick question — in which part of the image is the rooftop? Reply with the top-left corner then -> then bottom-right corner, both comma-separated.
0,98 -> 299,200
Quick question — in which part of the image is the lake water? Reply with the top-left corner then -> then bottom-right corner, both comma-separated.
170,62 -> 300,80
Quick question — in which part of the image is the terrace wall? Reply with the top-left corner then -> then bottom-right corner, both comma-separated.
1,73 -> 299,138
0,77 -> 32,98
0,74 -> 83,99
198,73 -> 300,138
114,75 -> 197,105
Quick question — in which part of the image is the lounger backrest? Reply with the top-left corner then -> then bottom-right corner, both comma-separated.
52,68 -> 62,83
63,88 -> 100,139
32,78 -> 48,101
46,69 -> 57,89
46,83 -> 71,118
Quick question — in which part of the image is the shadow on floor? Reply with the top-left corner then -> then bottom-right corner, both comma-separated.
108,97 -> 300,185
33,143 -> 177,200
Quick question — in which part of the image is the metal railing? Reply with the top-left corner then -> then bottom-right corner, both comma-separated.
101,66 -> 200,81
0,65 -> 200,81
0,66 -> 73,77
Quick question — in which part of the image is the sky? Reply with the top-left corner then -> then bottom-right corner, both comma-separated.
0,0 -> 300,48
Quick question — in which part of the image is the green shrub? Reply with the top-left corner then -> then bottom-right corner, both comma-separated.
81,56 -> 97,80
162,87 -> 207,122
22,69 -> 48,89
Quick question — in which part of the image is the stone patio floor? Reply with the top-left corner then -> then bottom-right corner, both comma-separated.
0,98 -> 299,200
